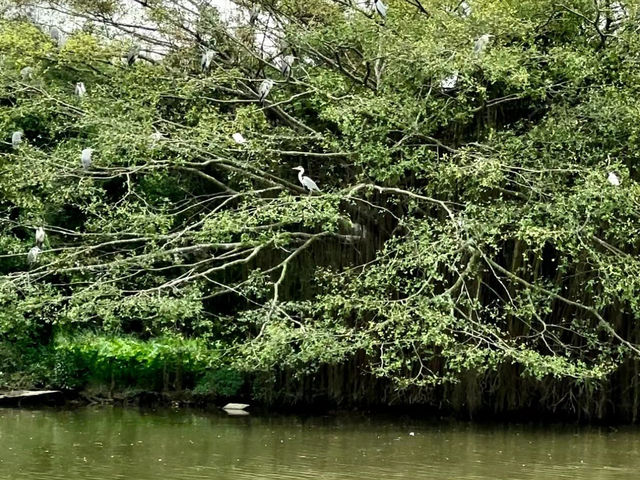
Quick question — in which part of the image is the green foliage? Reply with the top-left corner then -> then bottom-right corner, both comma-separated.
193,368 -> 244,397
50,334 -> 220,390
1,0 -> 640,418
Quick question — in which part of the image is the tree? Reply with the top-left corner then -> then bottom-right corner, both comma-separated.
1,0 -> 640,419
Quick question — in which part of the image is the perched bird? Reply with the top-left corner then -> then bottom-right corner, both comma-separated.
35,227 -> 46,247
608,172 -> 620,186
149,131 -> 164,146
201,49 -> 215,71
473,34 -> 493,56
440,71 -> 459,91
75,82 -> 86,97
12,131 -> 23,149
459,0 -> 471,18
49,26 -> 65,48
278,55 -> 295,78
232,133 -> 246,144
249,7 -> 260,25
20,66 -> 34,80
258,79 -> 274,104
81,148 -> 94,169
374,0 -> 388,18
293,166 -> 320,193
127,45 -> 140,66
609,2 -> 628,30
27,246 -> 41,266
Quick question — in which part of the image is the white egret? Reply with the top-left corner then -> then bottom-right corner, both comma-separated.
258,79 -> 274,104
127,45 -> 140,66
607,171 -> 620,186
75,82 -> 86,97
149,131 -> 164,144
20,67 -> 34,80
473,34 -> 493,56
27,246 -> 41,266
49,26 -> 65,48
609,2 -> 628,30
81,148 -> 94,169
293,166 -> 320,193
232,132 -> 246,144
12,131 -> 23,149
441,71 -> 459,91
35,227 -> 46,247
201,50 -> 215,71
374,0 -> 388,18
459,1 -> 471,17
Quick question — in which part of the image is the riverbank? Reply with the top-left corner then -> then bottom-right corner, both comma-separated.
0,387 -> 634,426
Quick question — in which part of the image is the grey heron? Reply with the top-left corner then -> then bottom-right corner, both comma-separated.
20,67 -> 34,80
35,227 -> 46,247
293,166 -> 320,193
49,26 -> 65,48
201,50 -> 215,71
27,246 -> 41,266
608,172 -> 620,186
127,45 -> 140,66
75,82 -> 86,97
278,55 -> 295,77
81,148 -> 93,169
374,0 -> 388,18
12,131 -> 23,149
249,7 -> 260,24
258,79 -> 274,104
232,132 -> 246,144
473,34 -> 493,56
440,71 -> 459,91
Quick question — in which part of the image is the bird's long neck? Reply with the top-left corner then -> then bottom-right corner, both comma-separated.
298,169 -> 305,183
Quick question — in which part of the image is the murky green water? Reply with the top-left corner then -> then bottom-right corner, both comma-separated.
1,407 -> 640,479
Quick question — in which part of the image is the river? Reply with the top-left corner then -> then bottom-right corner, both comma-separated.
1,407 -> 639,479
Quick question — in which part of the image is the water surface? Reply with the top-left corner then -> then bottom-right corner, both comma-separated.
0,407 -> 639,479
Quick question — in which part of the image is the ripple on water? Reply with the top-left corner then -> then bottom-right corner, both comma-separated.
1,409 -> 640,480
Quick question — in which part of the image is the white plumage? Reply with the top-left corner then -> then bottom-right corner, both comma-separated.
232,133 -> 246,144
35,227 -> 46,247
75,82 -> 86,97
459,1 -> 471,18
81,148 -> 94,169
293,166 -> 320,193
374,0 -> 388,18
201,50 -> 215,71
258,79 -> 274,104
12,131 -> 23,149
607,172 -> 620,186
473,34 -> 493,56
441,71 -> 459,91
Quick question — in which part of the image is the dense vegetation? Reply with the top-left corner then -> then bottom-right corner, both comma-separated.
1,0 -> 640,420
